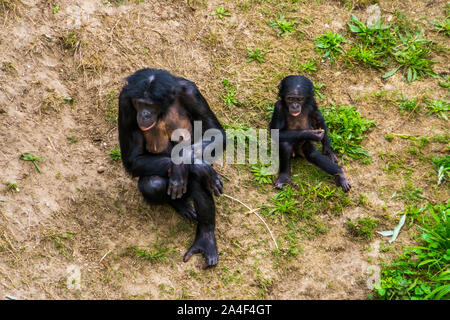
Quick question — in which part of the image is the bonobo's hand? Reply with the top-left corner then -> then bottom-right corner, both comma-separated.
195,163 -> 224,196
306,129 -> 324,141
167,163 -> 188,200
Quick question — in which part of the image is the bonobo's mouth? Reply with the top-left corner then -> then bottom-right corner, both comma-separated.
290,112 -> 301,117
139,122 -> 156,131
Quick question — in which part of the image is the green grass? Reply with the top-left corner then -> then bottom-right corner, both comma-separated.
397,96 -> 423,114
221,78 -> 240,108
19,152 -> 43,173
297,59 -> 317,75
425,99 -> 449,120
315,32 -> 346,63
268,15 -> 297,38
320,103 -> 376,160
432,154 -> 450,185
431,18 -> 450,36
251,163 -> 274,184
109,147 -> 122,161
4,182 -> 19,192
347,217 -> 379,240
125,241 -> 174,263
246,48 -> 267,63
211,6 -> 231,19
374,203 -> 450,300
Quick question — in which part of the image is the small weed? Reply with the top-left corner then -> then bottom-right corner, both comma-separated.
397,96 -> 423,114
431,18 -> 450,36
19,152 -> 43,173
315,32 -> 346,62
251,163 -> 274,184
125,241 -> 174,263
221,78 -> 240,108
246,48 -> 266,63
432,154 -> 450,185
67,136 -> 78,144
60,31 -> 80,52
109,147 -> 121,161
211,6 -> 231,19
298,59 -> 317,75
52,4 -> 59,14
268,15 -> 297,38
347,217 -> 379,240
424,99 -> 449,120
4,182 -> 19,192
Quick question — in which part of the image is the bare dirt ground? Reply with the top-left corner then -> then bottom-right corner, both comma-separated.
0,0 -> 448,299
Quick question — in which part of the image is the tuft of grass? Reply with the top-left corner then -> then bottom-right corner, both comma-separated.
432,154 -> 450,185
320,103 -> 376,160
315,32 -> 346,62
246,48 -> 266,63
431,18 -> 450,36
383,31 -> 435,82
221,78 -> 240,108
424,99 -> 449,121
297,59 -> 317,75
251,163 -> 274,184
59,31 -> 80,52
268,15 -> 297,38
397,96 -> 423,114
347,217 -> 379,240
125,241 -> 174,263
374,203 -> 450,300
109,146 -> 121,161
4,182 -> 19,192
211,6 -> 231,19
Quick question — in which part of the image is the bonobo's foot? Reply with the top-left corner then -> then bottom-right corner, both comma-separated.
335,172 -> 351,193
183,224 -> 218,269
170,199 -> 197,222
274,173 -> 293,189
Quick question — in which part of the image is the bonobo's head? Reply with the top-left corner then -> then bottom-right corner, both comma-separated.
130,70 -> 177,131
278,75 -> 314,117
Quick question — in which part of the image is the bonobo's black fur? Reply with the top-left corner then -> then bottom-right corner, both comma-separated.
118,68 -> 226,268
270,75 -> 351,192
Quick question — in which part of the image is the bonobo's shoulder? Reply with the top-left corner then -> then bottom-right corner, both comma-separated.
176,77 -> 199,96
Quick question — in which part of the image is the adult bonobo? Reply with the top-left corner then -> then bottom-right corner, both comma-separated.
270,75 -> 351,192
118,68 -> 226,268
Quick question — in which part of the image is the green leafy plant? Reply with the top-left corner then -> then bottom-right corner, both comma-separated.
221,78 -> 240,108
383,31 -> 435,82
251,164 -> 274,184
320,104 -> 376,160
431,18 -> 450,36
246,48 -> 267,63
432,154 -> 450,185
20,152 -> 44,173
315,32 -> 346,62
109,147 -> 121,161
347,217 -> 379,240
125,241 -> 174,263
375,203 -> 450,300
425,99 -> 449,120
268,15 -> 297,37
298,59 -> 317,74
211,6 -> 231,19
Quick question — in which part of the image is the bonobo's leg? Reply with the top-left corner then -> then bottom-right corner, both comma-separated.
183,178 -> 218,268
274,141 -> 294,189
302,142 -> 351,192
138,176 -> 197,221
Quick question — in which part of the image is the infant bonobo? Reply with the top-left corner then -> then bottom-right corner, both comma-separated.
269,75 -> 351,192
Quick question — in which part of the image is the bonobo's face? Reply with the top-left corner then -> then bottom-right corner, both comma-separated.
132,99 -> 161,131
285,94 -> 304,117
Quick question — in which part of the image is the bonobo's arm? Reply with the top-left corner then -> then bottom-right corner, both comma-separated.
311,108 -> 338,163
270,101 -> 324,143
